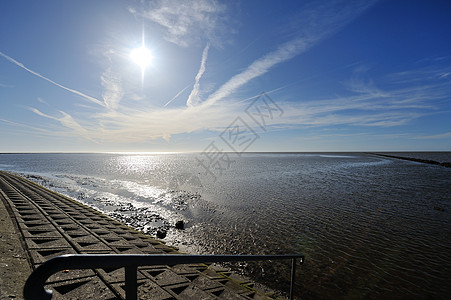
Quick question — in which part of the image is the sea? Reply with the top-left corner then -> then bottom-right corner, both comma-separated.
0,152 -> 449,299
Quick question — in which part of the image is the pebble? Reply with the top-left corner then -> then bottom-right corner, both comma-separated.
175,220 -> 185,230
156,230 -> 167,239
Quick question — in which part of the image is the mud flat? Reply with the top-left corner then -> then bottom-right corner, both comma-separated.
0,171 -> 278,299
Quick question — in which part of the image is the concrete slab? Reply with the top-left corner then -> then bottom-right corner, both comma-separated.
0,171 -> 273,300
24,237 -> 72,249
46,276 -> 117,300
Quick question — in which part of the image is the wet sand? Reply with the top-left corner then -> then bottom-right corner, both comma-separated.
0,171 -> 278,299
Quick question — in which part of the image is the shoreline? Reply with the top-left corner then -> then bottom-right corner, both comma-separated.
0,171 -> 281,299
14,171 -> 295,298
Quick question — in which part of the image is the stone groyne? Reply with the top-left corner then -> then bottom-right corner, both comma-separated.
368,153 -> 451,168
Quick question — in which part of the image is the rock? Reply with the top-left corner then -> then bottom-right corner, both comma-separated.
156,230 -> 167,239
175,220 -> 185,230
434,206 -> 445,212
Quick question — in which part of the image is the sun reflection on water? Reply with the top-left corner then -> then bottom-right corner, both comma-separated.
114,155 -> 161,176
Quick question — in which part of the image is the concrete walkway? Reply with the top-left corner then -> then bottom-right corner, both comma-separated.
0,171 -> 270,300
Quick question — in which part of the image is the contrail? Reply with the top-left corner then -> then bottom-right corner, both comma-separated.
202,1 -> 376,107
0,117 -> 53,133
0,51 -> 105,107
202,38 -> 309,106
163,83 -> 192,107
187,43 -> 210,107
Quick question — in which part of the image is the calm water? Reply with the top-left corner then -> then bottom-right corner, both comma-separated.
0,152 -> 449,299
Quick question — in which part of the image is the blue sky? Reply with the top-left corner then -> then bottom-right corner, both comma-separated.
1,0 -> 450,152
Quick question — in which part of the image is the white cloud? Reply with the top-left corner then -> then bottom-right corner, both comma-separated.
89,103 -> 240,142
0,82 -> 14,88
8,0 -> 449,148
202,0 -> 377,106
415,132 -> 451,139
37,97 -> 47,104
27,69 -> 446,145
29,107 -> 54,119
187,43 -> 210,107
163,83 -> 192,107
134,0 -> 226,47
0,51 -> 105,107
0,117 -> 61,138
29,108 -> 98,143
101,67 -> 123,110
203,38 -> 310,106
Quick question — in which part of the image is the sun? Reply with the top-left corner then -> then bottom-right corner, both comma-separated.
130,46 -> 153,69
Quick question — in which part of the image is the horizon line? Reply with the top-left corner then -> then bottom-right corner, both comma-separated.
0,150 -> 450,155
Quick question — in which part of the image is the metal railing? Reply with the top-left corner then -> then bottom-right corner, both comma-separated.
24,254 -> 304,300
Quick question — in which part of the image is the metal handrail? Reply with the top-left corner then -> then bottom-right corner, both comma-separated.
24,254 -> 304,300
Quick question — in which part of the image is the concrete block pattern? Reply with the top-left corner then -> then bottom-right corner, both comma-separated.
0,171 -> 264,299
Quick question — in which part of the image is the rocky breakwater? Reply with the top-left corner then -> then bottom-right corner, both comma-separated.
370,153 -> 451,168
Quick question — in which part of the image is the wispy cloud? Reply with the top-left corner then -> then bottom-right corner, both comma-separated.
280,74 -> 446,128
101,67 -> 123,110
203,38 -> 309,106
387,68 -> 451,85
6,0 -> 449,148
163,83 -> 192,107
0,82 -> 14,88
415,132 -> 451,139
34,66 -> 447,144
133,0 -> 227,47
13,59 -> 448,146
202,0 -> 377,106
0,117 -> 61,138
84,104 -> 237,143
29,108 -> 98,143
0,51 -> 105,107
187,43 -> 210,107
37,97 -> 47,104
0,117 -> 41,130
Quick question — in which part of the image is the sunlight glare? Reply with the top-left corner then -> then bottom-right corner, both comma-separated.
130,46 -> 153,68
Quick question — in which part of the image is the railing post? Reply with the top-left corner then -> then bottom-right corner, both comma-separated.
125,265 -> 137,300
24,254 -> 304,300
289,258 -> 296,300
